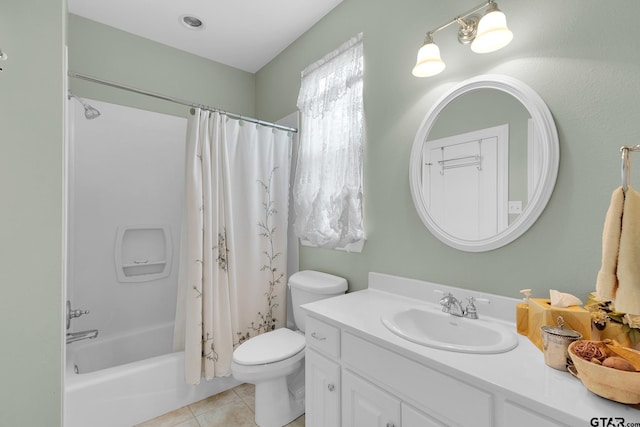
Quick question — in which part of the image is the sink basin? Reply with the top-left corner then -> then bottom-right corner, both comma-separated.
381,306 -> 518,354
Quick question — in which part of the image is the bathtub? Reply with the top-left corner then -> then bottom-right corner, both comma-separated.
64,322 -> 240,427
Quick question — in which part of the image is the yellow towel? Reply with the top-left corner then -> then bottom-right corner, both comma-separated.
614,186 -> 640,314
596,187 -> 624,301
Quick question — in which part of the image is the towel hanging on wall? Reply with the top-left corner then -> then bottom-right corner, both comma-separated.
613,186 -> 640,315
595,187 -> 624,301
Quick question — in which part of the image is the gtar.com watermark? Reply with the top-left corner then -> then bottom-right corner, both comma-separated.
590,418 -> 640,427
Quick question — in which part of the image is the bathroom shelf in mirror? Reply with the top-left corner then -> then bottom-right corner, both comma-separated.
114,225 -> 172,283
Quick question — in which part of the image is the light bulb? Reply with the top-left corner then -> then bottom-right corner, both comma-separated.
471,7 -> 513,53
412,42 -> 446,77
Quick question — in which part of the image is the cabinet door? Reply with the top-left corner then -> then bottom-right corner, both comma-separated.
342,370 -> 401,427
503,401 -> 569,427
306,348 -> 341,427
402,404 -> 448,427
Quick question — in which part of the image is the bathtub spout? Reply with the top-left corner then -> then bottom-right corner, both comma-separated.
66,329 -> 99,344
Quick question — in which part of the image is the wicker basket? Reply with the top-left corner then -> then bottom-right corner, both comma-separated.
568,340 -> 640,404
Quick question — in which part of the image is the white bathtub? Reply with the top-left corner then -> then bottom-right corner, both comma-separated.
64,322 -> 240,427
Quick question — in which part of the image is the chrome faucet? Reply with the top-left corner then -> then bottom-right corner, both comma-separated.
66,329 -> 99,344
439,293 -> 466,317
439,293 -> 480,319
66,300 -> 90,330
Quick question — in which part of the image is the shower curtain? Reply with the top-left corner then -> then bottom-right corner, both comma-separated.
174,109 -> 292,384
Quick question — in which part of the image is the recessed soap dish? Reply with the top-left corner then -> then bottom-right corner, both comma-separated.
114,225 -> 172,283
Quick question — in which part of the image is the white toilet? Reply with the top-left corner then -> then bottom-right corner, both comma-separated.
231,270 -> 347,427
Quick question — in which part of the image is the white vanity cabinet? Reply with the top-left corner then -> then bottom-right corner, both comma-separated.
305,316 -> 569,427
305,317 -> 341,427
305,314 -> 473,427
341,331 -> 491,427
342,369 -> 400,427
302,275 -> 640,427
401,404 -> 447,427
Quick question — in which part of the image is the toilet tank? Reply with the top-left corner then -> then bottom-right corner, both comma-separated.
289,270 -> 347,332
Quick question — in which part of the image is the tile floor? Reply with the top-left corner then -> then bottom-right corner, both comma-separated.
134,383 -> 305,427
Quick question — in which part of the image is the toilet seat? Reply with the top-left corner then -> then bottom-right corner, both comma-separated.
233,328 -> 305,365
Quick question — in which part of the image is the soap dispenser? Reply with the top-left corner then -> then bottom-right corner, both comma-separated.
516,289 -> 531,335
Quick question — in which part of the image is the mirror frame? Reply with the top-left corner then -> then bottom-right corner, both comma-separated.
409,74 -> 559,252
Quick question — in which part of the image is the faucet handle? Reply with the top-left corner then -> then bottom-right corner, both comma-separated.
70,308 -> 89,318
465,297 -> 479,319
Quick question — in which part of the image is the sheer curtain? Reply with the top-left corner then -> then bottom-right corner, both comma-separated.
174,109 -> 292,383
293,33 -> 365,250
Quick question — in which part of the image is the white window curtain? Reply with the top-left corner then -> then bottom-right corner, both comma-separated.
293,33 -> 365,250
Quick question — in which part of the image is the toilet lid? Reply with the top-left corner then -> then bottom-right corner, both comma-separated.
233,328 -> 305,365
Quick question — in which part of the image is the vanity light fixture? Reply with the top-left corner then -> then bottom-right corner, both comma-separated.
412,0 -> 513,77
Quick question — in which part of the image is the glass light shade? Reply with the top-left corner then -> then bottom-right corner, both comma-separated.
412,42 -> 446,77
470,9 -> 513,53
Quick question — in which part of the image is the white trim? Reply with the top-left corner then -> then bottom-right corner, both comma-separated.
409,74 -> 559,252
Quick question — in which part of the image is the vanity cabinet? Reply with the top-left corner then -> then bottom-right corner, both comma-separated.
305,315 -> 570,427
502,401 -> 567,427
305,316 -> 342,427
302,275 -> 638,427
342,331 -> 491,427
305,348 -> 340,427
342,369 -> 400,427
305,315 -> 482,427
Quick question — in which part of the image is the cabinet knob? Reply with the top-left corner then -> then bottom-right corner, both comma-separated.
327,383 -> 335,392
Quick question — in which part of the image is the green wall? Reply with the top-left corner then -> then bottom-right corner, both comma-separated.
68,14 -> 256,118
0,0 -> 66,425
256,0 -> 640,300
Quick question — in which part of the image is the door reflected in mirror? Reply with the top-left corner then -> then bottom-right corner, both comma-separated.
410,75 -> 559,252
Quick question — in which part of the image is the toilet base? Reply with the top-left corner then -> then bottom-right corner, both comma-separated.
255,377 -> 304,427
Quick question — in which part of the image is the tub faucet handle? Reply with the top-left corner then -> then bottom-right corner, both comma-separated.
70,308 -> 89,318
66,300 -> 90,330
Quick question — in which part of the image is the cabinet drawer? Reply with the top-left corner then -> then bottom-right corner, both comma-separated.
342,332 -> 493,427
306,316 -> 340,358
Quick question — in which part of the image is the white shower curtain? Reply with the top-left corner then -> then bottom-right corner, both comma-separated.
174,109 -> 292,384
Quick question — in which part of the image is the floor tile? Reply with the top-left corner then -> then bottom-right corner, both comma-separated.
195,399 -> 258,427
173,420 -> 200,427
285,414 -> 305,427
134,406 -> 193,427
189,388 -> 240,416
233,382 -> 256,412
134,383 -> 304,427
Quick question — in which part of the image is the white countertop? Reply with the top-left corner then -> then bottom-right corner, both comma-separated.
301,272 -> 640,425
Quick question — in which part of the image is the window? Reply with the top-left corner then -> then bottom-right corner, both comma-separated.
293,33 -> 365,251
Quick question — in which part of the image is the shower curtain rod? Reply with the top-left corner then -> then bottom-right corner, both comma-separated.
68,71 -> 298,133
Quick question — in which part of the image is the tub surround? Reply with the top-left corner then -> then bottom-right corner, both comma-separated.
301,272 -> 640,426
65,322 -> 240,427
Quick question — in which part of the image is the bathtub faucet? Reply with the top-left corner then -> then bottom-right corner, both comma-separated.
66,329 -> 99,344
66,300 -> 90,330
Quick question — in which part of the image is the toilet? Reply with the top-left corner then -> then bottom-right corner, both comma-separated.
231,270 -> 347,427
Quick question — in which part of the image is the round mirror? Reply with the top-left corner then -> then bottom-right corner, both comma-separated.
409,74 -> 559,252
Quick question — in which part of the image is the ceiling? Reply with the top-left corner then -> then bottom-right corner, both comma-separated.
67,0 -> 343,73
